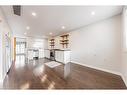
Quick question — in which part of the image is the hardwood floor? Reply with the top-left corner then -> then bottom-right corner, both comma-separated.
2,58 -> 126,89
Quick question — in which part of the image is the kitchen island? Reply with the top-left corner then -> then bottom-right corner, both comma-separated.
44,49 -> 71,64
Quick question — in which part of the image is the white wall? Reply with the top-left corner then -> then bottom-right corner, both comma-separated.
0,7 -> 13,87
70,15 -> 122,74
27,37 -> 48,49
52,15 -> 122,75
0,21 -> 3,87
121,7 -> 127,86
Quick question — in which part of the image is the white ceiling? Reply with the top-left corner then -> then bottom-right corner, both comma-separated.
2,6 -> 123,38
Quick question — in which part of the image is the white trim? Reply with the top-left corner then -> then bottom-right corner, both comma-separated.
121,74 -> 127,87
71,61 -> 121,76
71,61 -> 127,87
0,25 -> 3,89
0,79 -> 3,88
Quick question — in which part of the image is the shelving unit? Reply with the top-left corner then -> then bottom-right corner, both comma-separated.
60,34 -> 69,48
49,39 -> 55,49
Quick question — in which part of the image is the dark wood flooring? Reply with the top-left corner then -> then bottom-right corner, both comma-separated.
2,58 -> 126,89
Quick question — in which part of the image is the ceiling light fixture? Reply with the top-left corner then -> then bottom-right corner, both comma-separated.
32,12 -> 37,16
26,26 -> 30,30
62,26 -> 65,29
49,32 -> 52,35
24,32 -> 27,35
91,11 -> 95,15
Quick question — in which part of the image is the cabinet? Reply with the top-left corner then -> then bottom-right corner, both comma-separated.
33,50 -> 39,59
39,49 -> 44,58
27,48 -> 44,59
44,49 -> 50,59
27,50 -> 33,60
55,50 -> 70,64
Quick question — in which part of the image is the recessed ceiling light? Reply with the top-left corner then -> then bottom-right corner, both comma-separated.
49,32 -> 52,35
26,26 -> 30,30
24,32 -> 27,35
91,11 -> 95,15
62,26 -> 65,29
32,12 -> 37,16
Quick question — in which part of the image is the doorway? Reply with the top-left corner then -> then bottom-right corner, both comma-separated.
15,38 -> 26,68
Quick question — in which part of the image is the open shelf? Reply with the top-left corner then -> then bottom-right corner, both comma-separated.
60,39 -> 69,42
49,38 -> 55,48
60,34 -> 69,48
60,34 -> 69,37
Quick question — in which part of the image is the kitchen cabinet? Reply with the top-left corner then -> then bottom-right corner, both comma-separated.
55,50 -> 71,64
27,50 -> 33,60
27,48 -> 44,60
44,49 -> 50,59
33,50 -> 39,59
39,49 -> 44,58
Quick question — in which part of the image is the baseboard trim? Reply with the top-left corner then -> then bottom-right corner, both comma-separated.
71,61 -> 121,76
71,61 -> 127,87
0,79 -> 3,88
121,74 -> 127,87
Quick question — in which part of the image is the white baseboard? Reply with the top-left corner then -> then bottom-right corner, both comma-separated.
121,74 -> 127,87
0,79 -> 3,89
71,61 -> 127,87
71,61 -> 121,76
